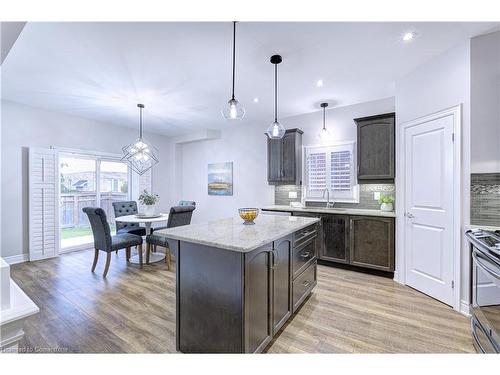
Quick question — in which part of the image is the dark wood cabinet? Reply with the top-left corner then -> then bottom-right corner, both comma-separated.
267,128 -> 303,185
271,238 -> 292,334
354,113 -> 395,182
244,246 -> 273,353
286,210 -> 395,273
322,214 -> 349,264
349,216 -> 394,272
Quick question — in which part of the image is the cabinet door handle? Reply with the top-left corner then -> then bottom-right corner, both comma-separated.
302,280 -> 310,287
273,250 -> 279,268
300,252 -> 311,259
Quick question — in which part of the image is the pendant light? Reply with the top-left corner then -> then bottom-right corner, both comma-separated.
122,104 -> 159,175
221,21 -> 245,120
266,55 -> 286,139
319,102 -> 330,139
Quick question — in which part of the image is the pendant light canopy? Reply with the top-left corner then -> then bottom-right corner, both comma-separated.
319,102 -> 330,139
122,104 -> 159,175
221,21 -> 245,120
266,54 -> 286,139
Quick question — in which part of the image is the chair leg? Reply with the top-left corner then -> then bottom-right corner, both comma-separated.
153,244 -> 157,253
138,244 -> 143,267
126,247 -> 131,262
146,243 -> 151,264
91,249 -> 99,272
103,252 -> 111,277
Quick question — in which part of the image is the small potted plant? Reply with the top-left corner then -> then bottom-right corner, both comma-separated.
138,190 -> 159,216
379,194 -> 395,212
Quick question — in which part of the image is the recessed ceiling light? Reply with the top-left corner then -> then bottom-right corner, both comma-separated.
253,97 -> 259,103
316,79 -> 324,87
402,31 -> 416,42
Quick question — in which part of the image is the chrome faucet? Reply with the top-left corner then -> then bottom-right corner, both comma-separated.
322,188 -> 335,208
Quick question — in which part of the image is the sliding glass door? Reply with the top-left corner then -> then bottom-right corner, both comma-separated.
59,153 -> 131,251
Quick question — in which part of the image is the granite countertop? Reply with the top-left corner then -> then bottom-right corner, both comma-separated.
261,205 -> 397,218
156,215 -> 320,253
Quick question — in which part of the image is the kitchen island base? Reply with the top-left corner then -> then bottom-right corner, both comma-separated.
168,223 -> 319,353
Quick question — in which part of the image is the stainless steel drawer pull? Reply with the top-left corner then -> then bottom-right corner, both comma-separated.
300,252 -> 311,259
302,280 -> 310,287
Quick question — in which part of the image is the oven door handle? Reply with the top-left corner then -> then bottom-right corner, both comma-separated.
473,250 -> 500,280
471,318 -> 487,354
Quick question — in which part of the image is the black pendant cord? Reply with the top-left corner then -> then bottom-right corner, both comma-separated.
138,104 -> 144,139
231,21 -> 236,100
323,106 -> 326,130
274,63 -> 278,123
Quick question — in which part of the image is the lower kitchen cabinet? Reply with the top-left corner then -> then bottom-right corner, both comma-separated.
349,216 -> 394,271
322,215 -> 349,264
289,211 -> 395,272
271,237 -> 293,334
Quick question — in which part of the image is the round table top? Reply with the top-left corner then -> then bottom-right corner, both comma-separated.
115,214 -> 169,223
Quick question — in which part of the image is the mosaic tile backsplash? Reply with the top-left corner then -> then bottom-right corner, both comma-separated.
275,184 -> 395,210
471,173 -> 500,227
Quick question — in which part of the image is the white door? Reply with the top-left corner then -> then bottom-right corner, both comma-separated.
404,109 -> 456,306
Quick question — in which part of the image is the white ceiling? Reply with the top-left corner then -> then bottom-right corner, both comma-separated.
2,22 -> 498,136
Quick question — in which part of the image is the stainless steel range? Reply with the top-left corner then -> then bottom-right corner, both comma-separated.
466,229 -> 500,353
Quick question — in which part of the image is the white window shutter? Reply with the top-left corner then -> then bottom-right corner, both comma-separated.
29,147 -> 59,261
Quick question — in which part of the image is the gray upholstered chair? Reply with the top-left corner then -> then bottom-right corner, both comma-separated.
153,201 -> 196,232
82,207 -> 144,277
145,205 -> 195,269
112,201 -> 147,236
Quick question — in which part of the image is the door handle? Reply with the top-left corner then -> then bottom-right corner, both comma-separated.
406,212 -> 415,219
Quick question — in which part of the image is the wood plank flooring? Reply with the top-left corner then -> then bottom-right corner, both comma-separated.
10,249 -> 475,353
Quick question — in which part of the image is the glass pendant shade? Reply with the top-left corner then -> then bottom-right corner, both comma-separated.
319,127 -> 330,140
266,120 -> 286,139
221,98 -> 245,120
122,104 -> 159,175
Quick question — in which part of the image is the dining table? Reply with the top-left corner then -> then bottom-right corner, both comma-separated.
115,213 -> 169,264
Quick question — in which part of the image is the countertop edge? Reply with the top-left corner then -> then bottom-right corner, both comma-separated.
156,217 -> 320,253
261,205 -> 397,218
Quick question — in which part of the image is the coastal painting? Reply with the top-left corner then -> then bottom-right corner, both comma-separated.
208,162 -> 233,196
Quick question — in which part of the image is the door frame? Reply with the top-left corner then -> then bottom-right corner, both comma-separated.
395,105 -> 462,312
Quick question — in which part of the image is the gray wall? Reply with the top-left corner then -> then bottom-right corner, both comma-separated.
0,100 -> 173,259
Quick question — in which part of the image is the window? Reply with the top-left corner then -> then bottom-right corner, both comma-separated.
305,143 -> 358,202
59,153 -> 131,251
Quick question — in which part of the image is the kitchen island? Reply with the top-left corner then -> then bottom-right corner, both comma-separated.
156,214 -> 320,353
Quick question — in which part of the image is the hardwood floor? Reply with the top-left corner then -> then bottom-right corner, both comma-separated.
11,249 -> 474,353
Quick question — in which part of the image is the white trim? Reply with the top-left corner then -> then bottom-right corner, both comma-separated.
460,299 -> 471,317
3,254 -> 29,265
53,146 -> 122,159
396,105 -> 462,312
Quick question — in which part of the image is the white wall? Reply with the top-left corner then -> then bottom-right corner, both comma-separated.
177,97 -> 395,223
395,42 -> 471,312
471,31 -> 500,173
0,100 -> 172,259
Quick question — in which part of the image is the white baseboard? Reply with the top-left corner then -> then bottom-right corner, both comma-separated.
3,254 -> 29,265
460,299 -> 471,317
393,271 -> 404,285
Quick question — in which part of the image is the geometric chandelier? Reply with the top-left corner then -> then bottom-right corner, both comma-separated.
121,103 -> 159,175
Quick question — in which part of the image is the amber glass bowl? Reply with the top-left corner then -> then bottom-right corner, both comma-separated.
238,208 -> 259,225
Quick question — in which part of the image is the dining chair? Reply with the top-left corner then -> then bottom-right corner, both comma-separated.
152,201 -> 196,232
82,207 -> 144,277
112,201 -> 147,236
145,205 -> 195,269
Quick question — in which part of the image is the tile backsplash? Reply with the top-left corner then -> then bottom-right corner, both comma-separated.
274,184 -> 395,210
471,173 -> 500,227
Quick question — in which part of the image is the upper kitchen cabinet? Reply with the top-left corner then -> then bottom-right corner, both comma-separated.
354,113 -> 395,182
267,128 -> 303,185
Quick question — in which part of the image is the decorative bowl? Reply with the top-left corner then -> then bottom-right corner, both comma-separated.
238,208 -> 259,225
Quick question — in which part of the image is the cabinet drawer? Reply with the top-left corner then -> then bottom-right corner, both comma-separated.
294,224 -> 318,248
292,262 -> 317,312
292,237 -> 316,278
